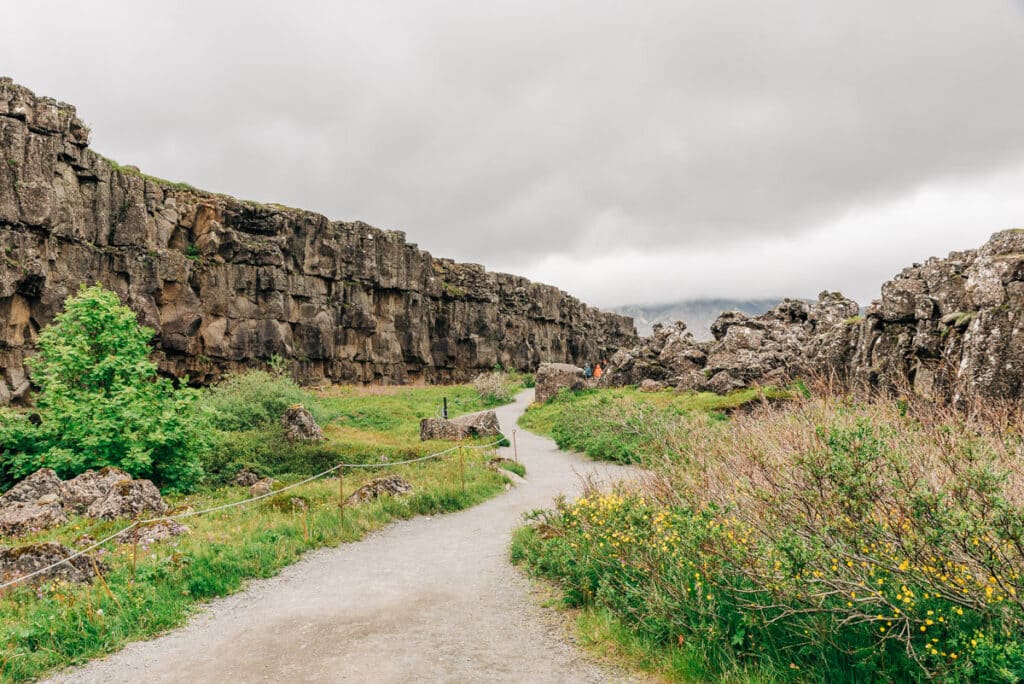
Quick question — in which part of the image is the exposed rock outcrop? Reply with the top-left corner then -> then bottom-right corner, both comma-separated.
115,519 -> 189,545
419,410 -> 500,441
281,404 -> 324,442
232,468 -> 260,487
0,79 -> 636,403
86,479 -> 167,520
534,363 -> 586,403
604,231 -> 1024,406
0,541 -> 104,585
602,292 -> 859,394
844,229 -> 1024,404
249,478 -> 277,497
345,475 -> 412,505
0,467 -> 167,536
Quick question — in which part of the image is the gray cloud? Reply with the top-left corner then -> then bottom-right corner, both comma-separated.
3,1 -> 1024,304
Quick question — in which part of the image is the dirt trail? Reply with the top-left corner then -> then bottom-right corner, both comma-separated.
49,389 -> 642,683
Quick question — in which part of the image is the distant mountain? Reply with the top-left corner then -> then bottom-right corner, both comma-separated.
610,298 -> 786,340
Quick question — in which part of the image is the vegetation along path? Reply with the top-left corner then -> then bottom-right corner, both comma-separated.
49,389 -> 640,683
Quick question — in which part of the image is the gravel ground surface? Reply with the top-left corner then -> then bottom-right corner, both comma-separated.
49,389 -> 643,683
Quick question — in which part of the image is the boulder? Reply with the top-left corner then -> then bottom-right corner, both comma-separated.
115,519 -> 190,545
233,468 -> 260,487
281,404 -> 324,442
0,541 -> 104,585
345,475 -> 412,505
1,468 -> 62,503
0,499 -> 67,537
638,379 -> 666,393
85,479 -> 168,520
60,467 -> 133,514
534,363 -> 585,403
419,410 -> 500,441
249,478 -> 277,497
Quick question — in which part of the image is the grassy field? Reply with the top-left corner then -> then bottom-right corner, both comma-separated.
0,379 -> 522,682
518,385 -> 793,464
513,389 -> 1024,682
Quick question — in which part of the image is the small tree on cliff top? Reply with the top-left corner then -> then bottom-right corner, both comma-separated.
0,284 -> 208,491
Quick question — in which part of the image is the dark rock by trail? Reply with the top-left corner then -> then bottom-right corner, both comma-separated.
0,541 -> 105,585
345,475 -> 413,505
419,410 -> 500,441
281,404 -> 325,442
534,363 -> 586,403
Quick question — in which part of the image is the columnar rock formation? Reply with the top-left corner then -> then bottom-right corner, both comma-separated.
603,230 -> 1024,406
0,79 -> 636,402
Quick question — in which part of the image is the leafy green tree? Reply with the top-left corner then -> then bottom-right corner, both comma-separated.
0,284 -> 209,491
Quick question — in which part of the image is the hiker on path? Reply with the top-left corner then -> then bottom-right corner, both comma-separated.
593,363 -> 603,380
583,363 -> 593,379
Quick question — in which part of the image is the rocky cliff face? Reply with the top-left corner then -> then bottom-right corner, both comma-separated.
0,79 -> 636,402
603,230 -> 1024,406
845,229 -> 1024,404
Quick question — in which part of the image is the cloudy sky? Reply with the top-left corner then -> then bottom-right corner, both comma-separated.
4,2 -> 1024,307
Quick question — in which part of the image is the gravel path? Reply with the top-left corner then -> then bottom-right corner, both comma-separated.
49,389 -> 642,683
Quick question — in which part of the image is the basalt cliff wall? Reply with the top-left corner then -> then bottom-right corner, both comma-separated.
0,79 -> 636,402
603,229 -> 1024,406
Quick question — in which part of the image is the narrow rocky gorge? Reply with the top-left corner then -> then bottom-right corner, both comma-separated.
0,79 -> 636,403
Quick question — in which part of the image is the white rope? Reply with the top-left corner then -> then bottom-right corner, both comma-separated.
0,437 -> 505,591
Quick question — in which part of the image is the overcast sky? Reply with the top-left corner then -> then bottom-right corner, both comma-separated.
4,2 -> 1024,307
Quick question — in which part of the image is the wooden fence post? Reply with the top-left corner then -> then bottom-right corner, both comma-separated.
338,466 -> 345,526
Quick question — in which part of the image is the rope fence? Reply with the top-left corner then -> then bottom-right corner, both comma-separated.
0,438 -> 506,592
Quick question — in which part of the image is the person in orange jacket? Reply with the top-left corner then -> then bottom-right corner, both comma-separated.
593,363 -> 603,379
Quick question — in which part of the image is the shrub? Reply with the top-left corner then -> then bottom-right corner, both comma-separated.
0,285 -> 209,492
517,396 -> 1024,681
199,370 -> 330,431
472,371 -> 519,406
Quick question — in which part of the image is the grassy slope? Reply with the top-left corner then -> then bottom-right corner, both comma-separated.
0,384 -> 517,682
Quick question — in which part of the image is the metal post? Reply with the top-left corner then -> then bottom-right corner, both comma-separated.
512,430 -> 519,463
443,397 -> 448,420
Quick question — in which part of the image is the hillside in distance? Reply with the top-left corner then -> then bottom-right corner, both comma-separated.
611,298 -> 786,339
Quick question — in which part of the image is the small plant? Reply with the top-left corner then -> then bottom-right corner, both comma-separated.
185,242 -> 201,260
268,353 -> 289,376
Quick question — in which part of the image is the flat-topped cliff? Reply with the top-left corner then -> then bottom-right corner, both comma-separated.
0,78 -> 636,402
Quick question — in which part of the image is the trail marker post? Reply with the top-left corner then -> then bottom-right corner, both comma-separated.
443,397 -> 448,420
512,430 -> 519,463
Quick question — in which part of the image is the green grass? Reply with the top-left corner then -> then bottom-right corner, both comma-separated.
201,378 -> 511,483
518,385 -> 790,464
0,380 -> 522,682
496,460 -> 526,478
